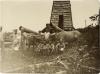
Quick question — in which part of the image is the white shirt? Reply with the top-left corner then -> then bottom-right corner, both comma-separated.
44,32 -> 50,40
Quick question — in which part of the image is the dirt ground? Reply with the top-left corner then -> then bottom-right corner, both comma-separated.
1,43 -> 65,73
1,40 -> 100,74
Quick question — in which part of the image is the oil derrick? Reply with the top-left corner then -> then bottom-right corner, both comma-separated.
50,0 -> 74,31
42,0 -> 74,33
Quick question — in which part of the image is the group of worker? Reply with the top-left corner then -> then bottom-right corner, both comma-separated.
34,39 -> 65,55
18,29 -> 66,55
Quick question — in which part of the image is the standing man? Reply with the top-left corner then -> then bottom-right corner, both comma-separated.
0,26 -> 4,61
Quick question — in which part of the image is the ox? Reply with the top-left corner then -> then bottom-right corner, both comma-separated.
54,30 -> 81,43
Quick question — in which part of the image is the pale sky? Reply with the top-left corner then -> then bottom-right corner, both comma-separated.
0,0 -> 100,32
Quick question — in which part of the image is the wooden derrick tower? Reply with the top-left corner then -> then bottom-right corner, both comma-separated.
42,0 -> 74,33
50,0 -> 73,31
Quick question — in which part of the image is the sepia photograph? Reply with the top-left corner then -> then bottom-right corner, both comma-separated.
0,0 -> 100,74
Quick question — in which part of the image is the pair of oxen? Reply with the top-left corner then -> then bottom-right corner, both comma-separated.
19,25 -> 81,51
